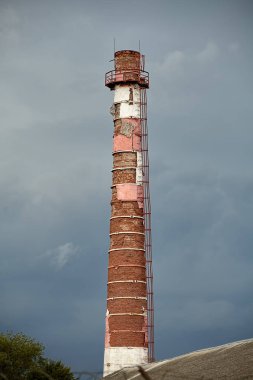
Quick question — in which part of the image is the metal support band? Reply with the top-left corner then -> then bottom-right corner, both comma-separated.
112,167 -> 136,171
111,330 -> 145,333
111,182 -> 145,189
112,150 -> 137,154
110,216 -> 144,220
108,313 -> 146,316
109,248 -> 145,252
108,265 -> 146,269
108,280 -> 146,284
110,232 -> 145,236
107,296 -> 147,300
113,100 -> 139,105
112,183 -> 138,188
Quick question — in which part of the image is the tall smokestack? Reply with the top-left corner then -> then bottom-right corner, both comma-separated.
104,50 -> 154,376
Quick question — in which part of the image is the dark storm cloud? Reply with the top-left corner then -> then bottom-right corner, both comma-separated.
0,0 -> 253,372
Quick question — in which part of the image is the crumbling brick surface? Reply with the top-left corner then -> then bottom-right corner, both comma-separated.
109,315 -> 144,331
111,187 -> 118,202
113,152 -> 137,168
109,251 -> 145,267
114,120 -> 135,138
107,298 -> 146,314
115,50 -> 140,72
108,282 -> 146,298
110,218 -> 144,233
108,266 -> 146,282
110,234 -> 144,249
110,331 -> 145,347
112,169 -> 136,184
111,201 -> 143,216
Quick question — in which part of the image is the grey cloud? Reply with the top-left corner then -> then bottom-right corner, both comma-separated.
44,242 -> 80,269
0,0 -> 253,373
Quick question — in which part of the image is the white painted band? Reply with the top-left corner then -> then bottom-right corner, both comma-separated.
119,104 -> 140,118
136,151 -> 143,185
113,85 -> 141,119
114,85 -> 140,103
103,347 -> 148,377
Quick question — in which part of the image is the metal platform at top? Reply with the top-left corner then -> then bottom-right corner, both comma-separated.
105,69 -> 149,89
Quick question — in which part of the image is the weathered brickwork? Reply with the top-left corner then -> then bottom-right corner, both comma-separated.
109,315 -> 144,331
112,169 -> 136,185
108,266 -> 146,282
104,50 -> 151,376
109,251 -> 145,267
108,282 -> 146,298
107,298 -> 146,314
110,332 -> 145,347
111,201 -> 143,216
110,234 -> 144,249
113,152 -> 137,168
115,50 -> 141,72
110,217 -> 144,233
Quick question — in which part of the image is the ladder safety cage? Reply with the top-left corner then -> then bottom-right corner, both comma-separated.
140,83 -> 155,363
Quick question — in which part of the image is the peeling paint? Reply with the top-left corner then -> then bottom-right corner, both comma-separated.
136,151 -> 143,185
137,186 -> 144,209
114,84 -> 140,104
143,313 -> 148,346
104,347 -> 148,377
116,183 -> 139,201
115,184 -> 143,208
113,85 -> 140,119
113,133 -> 141,152
105,310 -> 110,348
120,121 -> 134,137
119,102 -> 140,119
113,119 -> 141,152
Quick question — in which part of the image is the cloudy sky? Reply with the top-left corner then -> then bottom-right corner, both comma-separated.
1,0 -> 253,373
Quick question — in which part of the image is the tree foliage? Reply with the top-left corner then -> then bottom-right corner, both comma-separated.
27,358 -> 76,380
0,332 -> 76,380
